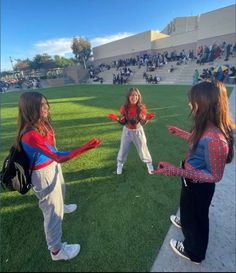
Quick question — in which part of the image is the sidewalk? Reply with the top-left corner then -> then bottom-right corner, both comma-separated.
151,87 -> 236,272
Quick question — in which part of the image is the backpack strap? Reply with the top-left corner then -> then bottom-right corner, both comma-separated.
29,152 -> 38,178
19,128 -> 38,180
20,127 -> 34,139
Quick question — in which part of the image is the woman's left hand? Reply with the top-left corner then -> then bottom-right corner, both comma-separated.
146,112 -> 155,121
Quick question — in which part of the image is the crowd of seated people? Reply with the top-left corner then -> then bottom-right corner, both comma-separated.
198,65 -> 236,83
143,72 -> 161,84
112,67 -> 133,84
112,68 -> 130,84
88,65 -> 105,83
196,42 -> 235,65
0,77 -> 41,92
21,78 -> 41,89
221,66 -> 236,83
88,40 -> 235,84
113,58 -> 137,68
0,80 -> 10,92
199,68 -> 214,81
92,76 -> 104,83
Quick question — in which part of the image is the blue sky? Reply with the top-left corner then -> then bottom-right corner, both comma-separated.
1,0 -> 235,71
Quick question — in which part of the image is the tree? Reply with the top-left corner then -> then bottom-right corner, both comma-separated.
71,37 -> 91,69
31,54 -> 56,70
54,55 -> 75,68
14,59 -> 31,72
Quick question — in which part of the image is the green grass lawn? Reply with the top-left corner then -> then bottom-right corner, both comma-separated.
0,84 -> 231,272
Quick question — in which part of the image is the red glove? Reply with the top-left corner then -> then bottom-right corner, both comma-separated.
152,161 -> 175,175
83,137 -> 102,149
107,113 -> 118,121
146,112 -> 155,121
72,138 -> 102,157
167,126 -> 179,135
166,125 -> 190,140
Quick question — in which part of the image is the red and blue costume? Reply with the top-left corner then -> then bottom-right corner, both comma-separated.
21,129 -> 101,170
156,125 -> 229,183
108,105 -> 155,174
155,124 -> 230,263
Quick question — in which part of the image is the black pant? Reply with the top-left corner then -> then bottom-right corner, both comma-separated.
180,179 -> 215,263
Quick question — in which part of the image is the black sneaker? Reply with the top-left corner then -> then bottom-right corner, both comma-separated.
170,239 -> 200,265
170,215 -> 181,228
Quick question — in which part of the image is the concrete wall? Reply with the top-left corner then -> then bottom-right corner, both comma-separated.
198,5 -> 235,40
152,30 -> 198,49
162,16 -> 198,35
198,33 -> 236,47
64,64 -> 89,83
92,52 -> 148,66
42,78 -> 64,87
64,65 -> 80,83
93,4 -> 235,63
152,42 -> 197,56
93,30 -> 168,60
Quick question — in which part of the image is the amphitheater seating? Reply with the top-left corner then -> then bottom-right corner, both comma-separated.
90,56 -> 236,85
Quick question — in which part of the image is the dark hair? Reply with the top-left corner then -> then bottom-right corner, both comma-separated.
15,92 -> 51,149
188,80 -> 235,163
123,87 -> 146,119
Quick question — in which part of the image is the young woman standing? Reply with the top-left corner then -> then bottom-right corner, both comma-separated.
154,81 -> 235,264
17,91 -> 102,261
108,87 -> 155,174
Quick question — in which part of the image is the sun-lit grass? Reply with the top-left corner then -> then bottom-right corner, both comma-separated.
0,84 -> 232,272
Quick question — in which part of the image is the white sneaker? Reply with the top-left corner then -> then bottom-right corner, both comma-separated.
117,163 -> 123,175
170,215 -> 181,228
51,243 -> 81,261
64,204 -> 77,214
147,163 -> 154,174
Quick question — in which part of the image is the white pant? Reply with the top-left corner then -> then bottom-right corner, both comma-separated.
117,126 -> 152,164
32,162 -> 65,252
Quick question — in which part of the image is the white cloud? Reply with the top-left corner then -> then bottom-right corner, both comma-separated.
91,32 -> 134,47
1,32 -> 136,70
34,38 -> 72,56
33,32 -> 135,56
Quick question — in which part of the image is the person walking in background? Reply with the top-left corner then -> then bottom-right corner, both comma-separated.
17,91 -> 102,261
153,81 -> 235,264
192,69 -> 199,85
108,87 -> 155,175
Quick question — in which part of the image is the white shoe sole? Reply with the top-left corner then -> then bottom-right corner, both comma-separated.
170,239 -> 190,261
170,239 -> 200,265
64,204 -> 77,214
170,215 -> 181,228
51,244 -> 81,261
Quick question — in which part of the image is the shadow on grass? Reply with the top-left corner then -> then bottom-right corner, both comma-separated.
0,84 -> 192,271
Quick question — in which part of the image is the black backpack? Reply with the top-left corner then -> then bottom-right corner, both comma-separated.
0,144 -> 37,195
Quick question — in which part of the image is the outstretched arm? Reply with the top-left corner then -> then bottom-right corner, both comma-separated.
140,112 -> 155,125
153,139 -> 229,183
167,125 -> 191,141
107,113 -> 126,125
22,131 -> 102,163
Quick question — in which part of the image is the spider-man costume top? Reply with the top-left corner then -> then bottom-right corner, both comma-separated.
119,104 -> 147,129
21,128 -> 100,170
107,105 -> 155,127
156,125 -> 229,183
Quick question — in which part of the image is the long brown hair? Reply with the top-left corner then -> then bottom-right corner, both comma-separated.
123,87 -> 145,119
15,92 -> 52,149
188,81 -> 235,163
